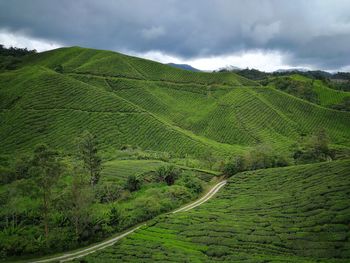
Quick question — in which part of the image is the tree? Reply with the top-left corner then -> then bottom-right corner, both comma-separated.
14,155 -> 30,180
108,206 -> 122,228
310,129 -> 329,155
77,131 -> 102,187
69,167 -> 94,241
246,144 -> 275,170
125,175 -> 141,192
293,129 -> 333,163
223,155 -> 246,177
203,152 -> 216,170
30,144 -> 62,242
95,182 -> 122,203
223,162 -> 237,177
156,165 -> 180,186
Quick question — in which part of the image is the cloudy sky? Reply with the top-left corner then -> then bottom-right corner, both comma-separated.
0,0 -> 350,72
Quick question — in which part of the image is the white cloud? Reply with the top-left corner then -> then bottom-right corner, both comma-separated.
130,49 -> 312,72
0,28 -> 62,52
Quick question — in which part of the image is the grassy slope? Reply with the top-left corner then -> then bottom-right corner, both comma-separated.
81,160 -> 350,263
1,46 -> 350,158
313,80 -> 350,107
273,74 -> 350,107
0,66 -> 235,157
75,74 -> 350,151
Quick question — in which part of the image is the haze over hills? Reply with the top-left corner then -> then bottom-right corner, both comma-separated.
0,45 -> 350,262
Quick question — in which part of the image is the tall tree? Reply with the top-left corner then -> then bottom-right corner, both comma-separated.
69,167 -> 94,240
30,144 -> 62,242
77,131 -> 102,187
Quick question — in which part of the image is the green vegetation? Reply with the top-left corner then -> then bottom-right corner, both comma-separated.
0,45 -> 36,71
1,47 -> 349,159
81,160 -> 350,262
0,145 -> 213,259
77,131 -> 102,187
0,46 -> 349,261
262,74 -> 350,111
223,144 -> 289,177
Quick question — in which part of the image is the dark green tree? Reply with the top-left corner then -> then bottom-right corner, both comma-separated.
223,155 -> 246,177
125,175 -> 141,192
77,131 -> 102,187
30,144 -> 62,241
108,206 -> 123,228
69,167 -> 94,241
14,155 -> 30,180
156,165 -> 180,186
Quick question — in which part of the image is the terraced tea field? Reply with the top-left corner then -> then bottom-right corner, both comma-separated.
80,160 -> 350,263
1,46 -> 349,158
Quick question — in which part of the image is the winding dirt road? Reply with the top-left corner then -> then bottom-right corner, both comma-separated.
29,180 -> 227,263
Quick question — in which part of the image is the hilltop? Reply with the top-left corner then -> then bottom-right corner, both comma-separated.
167,63 -> 201,72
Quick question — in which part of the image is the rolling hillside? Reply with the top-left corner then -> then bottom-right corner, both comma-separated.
266,74 -> 350,110
1,46 -> 350,261
81,160 -> 350,262
1,46 -> 350,159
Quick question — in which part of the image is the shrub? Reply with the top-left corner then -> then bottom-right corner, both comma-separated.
54,64 -> 64,73
0,166 -> 14,184
167,185 -> 192,202
205,245 -> 230,258
124,175 -> 141,192
223,155 -> 246,177
156,165 -> 181,186
95,183 -> 122,203
177,174 -> 203,194
134,197 -> 162,221
294,129 -> 335,163
108,206 -> 123,228
223,146 -> 290,176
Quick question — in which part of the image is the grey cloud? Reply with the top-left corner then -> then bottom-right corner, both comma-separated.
0,0 -> 350,70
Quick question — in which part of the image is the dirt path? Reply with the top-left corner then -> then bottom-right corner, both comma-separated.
29,180 -> 227,263
172,180 -> 227,213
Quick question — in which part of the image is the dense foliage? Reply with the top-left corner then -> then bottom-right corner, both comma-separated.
0,142 -> 211,258
0,44 -> 36,71
266,76 -> 319,103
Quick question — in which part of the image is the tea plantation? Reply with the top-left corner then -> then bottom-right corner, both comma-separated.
81,160 -> 350,262
0,46 -> 349,261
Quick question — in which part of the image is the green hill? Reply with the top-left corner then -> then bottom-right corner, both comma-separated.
1,46 -> 350,159
81,160 -> 350,262
1,46 -> 350,260
266,74 -> 350,111
0,65 -> 234,157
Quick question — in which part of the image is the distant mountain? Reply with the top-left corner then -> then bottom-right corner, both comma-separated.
166,63 -> 200,72
216,65 -> 242,72
274,68 -> 310,73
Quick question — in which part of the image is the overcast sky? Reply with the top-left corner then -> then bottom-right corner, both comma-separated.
0,0 -> 350,72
